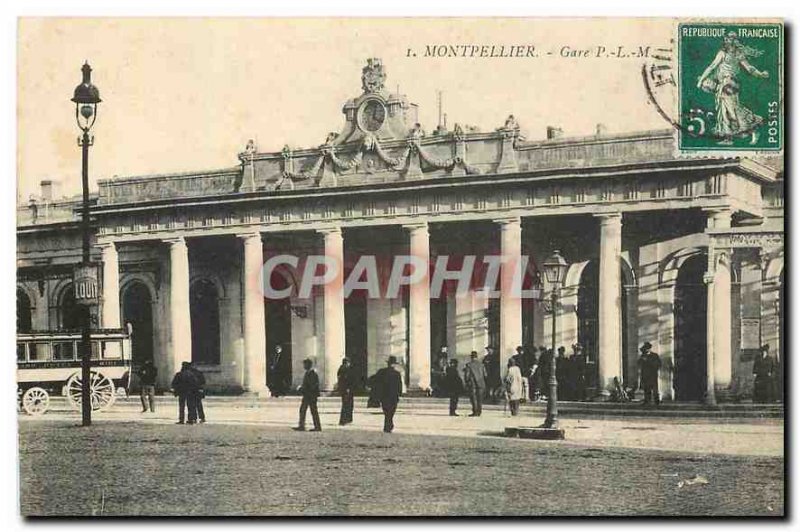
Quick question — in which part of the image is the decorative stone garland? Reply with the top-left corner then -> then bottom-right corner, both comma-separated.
278,127 -> 482,189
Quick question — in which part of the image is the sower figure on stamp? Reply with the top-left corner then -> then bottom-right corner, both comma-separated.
295,358 -> 322,432
337,357 -> 357,426
171,361 -> 198,424
372,356 -> 403,433
696,31 -> 770,145
445,358 -> 464,416
637,342 -> 662,406
138,359 -> 157,413
753,343 -> 776,403
464,351 -> 487,417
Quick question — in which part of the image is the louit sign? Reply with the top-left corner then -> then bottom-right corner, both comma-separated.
72,264 -> 100,305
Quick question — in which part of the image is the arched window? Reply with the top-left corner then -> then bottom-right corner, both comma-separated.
59,285 -> 81,330
122,281 -> 154,364
17,288 -> 32,333
190,279 -> 221,365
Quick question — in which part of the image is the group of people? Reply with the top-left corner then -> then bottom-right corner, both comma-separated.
138,338 -> 779,428
293,355 -> 403,433
431,344 -> 593,406
169,361 -> 207,424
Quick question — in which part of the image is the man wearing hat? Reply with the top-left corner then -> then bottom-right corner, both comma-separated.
637,342 -> 662,405
464,350 -> 487,416
753,343 -> 776,403
171,361 -> 199,424
371,356 -> 404,433
294,358 -> 322,432
337,356 -> 358,425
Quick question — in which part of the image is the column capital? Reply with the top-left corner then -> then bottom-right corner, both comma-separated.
402,221 -> 429,232
493,215 -> 521,227
236,231 -> 263,242
703,207 -> 733,229
96,239 -> 117,251
318,226 -> 342,236
163,236 -> 187,247
595,212 -> 622,224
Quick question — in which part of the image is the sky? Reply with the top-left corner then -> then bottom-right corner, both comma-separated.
17,17 -> 674,200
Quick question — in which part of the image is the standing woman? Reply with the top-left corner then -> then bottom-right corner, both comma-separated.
504,358 -> 524,416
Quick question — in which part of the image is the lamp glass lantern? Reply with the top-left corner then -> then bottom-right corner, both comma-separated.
542,249 -> 569,289
71,62 -> 101,132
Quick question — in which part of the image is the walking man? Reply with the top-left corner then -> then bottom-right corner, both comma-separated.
373,356 -> 403,433
171,361 -> 198,424
337,357 -> 357,425
464,351 -> 487,416
295,358 -> 322,432
190,362 -> 207,423
138,359 -> 157,413
445,358 -> 464,416
637,342 -> 662,406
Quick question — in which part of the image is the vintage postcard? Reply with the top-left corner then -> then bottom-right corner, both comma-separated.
15,17 -> 784,517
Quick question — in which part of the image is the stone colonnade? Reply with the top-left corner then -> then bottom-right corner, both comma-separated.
96,210 -> 740,396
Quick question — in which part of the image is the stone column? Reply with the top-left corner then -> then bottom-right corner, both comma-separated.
705,208 -> 733,397
320,227 -> 345,391
167,237 -> 192,376
596,213 -> 623,396
496,217 -> 522,369
405,222 -> 431,391
98,241 -> 120,329
239,232 -> 268,394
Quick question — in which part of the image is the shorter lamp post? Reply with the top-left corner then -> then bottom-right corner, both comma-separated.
541,250 -> 569,429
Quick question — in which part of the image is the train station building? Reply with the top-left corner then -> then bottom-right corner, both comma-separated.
16,59 -> 784,401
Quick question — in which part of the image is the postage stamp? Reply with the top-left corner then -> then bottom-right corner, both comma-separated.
677,22 -> 783,153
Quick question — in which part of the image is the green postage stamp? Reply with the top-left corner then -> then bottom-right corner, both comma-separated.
678,22 -> 783,153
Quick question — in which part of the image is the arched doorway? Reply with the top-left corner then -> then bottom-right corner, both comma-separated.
190,279 -> 221,365
58,284 -> 81,330
577,260 -> 630,388
265,270 -> 292,385
121,281 -> 154,364
17,288 -> 32,333
673,254 -> 707,401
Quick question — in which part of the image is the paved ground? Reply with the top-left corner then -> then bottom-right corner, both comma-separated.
37,397 -> 785,457
17,402 -> 784,517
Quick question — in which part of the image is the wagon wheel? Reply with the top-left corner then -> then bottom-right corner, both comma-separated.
22,387 -> 50,416
66,371 -> 117,412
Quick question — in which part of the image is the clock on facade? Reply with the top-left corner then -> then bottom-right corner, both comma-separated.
357,99 -> 386,132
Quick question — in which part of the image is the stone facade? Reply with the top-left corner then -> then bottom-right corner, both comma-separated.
17,60 -> 784,400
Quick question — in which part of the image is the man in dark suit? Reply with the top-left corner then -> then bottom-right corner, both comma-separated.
637,342 -> 662,406
753,343 -> 776,403
171,361 -> 198,425
337,357 -> 357,425
294,358 -> 322,432
189,362 -> 207,423
464,351 -> 487,416
268,345 -> 290,397
372,356 -> 403,433
445,359 -> 464,416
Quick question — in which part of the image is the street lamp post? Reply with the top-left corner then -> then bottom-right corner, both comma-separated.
71,62 -> 101,427
541,250 -> 568,429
